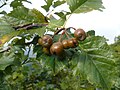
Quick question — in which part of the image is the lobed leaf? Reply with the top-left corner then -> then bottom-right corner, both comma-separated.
0,52 -> 14,70
41,0 -> 54,12
10,0 -> 31,8
47,16 -> 66,28
0,16 -> 20,46
8,6 -> 47,25
0,16 -> 15,38
71,35 -> 116,89
0,7 -> 47,46
66,0 -> 105,13
53,0 -> 66,8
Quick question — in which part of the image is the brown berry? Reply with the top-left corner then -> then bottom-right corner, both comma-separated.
62,39 -> 69,49
38,35 -> 53,48
50,42 -> 64,56
67,38 -> 75,48
71,38 -> 78,47
74,29 -> 86,41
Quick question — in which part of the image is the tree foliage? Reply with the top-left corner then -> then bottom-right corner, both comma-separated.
110,35 -> 120,89
0,0 -> 118,90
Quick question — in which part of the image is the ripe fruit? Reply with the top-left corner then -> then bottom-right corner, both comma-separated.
68,39 -> 74,48
67,38 -> 75,48
74,29 -> 86,41
62,39 -> 69,49
67,38 -> 78,48
38,35 -> 53,48
50,42 -> 64,56
71,38 -> 78,47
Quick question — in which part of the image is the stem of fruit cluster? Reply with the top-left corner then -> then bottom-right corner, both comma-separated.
52,28 -> 65,38
65,30 -> 70,39
59,33 -> 64,42
67,27 -> 76,31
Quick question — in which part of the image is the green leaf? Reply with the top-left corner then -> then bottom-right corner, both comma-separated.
66,0 -> 105,13
8,6 -> 47,25
80,52 -> 110,89
48,16 -> 66,28
0,16 -> 22,46
29,9 -> 48,23
55,11 -> 70,19
87,30 -> 95,36
53,1 -> 66,8
72,52 -> 112,89
0,52 -> 14,70
41,0 -> 54,12
0,16 -> 15,37
82,36 -> 115,66
49,56 -> 56,73
55,12 -> 65,18
51,56 -> 66,74
10,0 -> 31,8
72,36 -> 116,89
0,7 -> 47,46
54,58 -> 66,75
10,0 -> 23,8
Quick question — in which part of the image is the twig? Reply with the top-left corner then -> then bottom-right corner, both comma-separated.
65,31 -> 70,39
52,28 -> 65,38
13,23 -> 48,30
67,27 -> 76,31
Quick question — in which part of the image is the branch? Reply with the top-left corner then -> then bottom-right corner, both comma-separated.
13,23 -> 48,30
52,28 -> 65,38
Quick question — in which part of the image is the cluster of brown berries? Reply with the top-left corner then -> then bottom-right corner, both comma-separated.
38,28 -> 86,56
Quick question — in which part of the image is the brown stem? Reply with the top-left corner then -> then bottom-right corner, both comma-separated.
65,31 -> 70,39
67,27 -> 76,31
13,23 -> 48,30
52,28 -> 65,38
59,33 -> 64,42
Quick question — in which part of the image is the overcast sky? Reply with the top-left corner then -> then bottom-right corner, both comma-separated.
1,0 -> 120,44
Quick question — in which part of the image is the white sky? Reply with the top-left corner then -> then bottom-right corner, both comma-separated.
1,0 -> 120,44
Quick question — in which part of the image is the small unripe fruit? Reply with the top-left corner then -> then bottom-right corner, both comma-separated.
38,38 -> 42,45
50,42 -> 64,56
74,29 -> 86,41
42,47 -> 50,55
62,39 -> 69,49
0,40 -> 2,45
